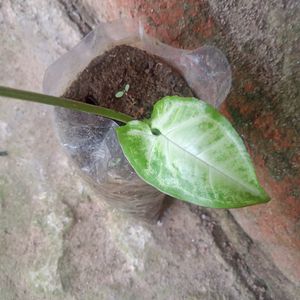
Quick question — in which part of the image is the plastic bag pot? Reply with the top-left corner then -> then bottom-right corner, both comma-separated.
43,19 -> 231,220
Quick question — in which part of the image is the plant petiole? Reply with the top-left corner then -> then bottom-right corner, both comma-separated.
0,86 -> 134,124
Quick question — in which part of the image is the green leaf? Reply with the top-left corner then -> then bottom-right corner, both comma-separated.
116,96 -> 270,208
115,91 -> 124,98
124,83 -> 130,92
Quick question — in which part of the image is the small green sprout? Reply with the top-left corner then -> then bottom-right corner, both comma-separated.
115,91 -> 125,98
115,83 -> 130,98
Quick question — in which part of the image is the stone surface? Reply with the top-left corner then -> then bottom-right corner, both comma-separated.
0,1 -> 299,300
0,1 -> 80,299
208,0 -> 300,285
78,0 -> 300,285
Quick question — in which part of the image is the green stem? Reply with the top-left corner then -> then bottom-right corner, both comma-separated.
0,86 -> 133,124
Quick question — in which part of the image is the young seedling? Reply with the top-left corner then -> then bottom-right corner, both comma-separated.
115,83 -> 130,98
0,85 -> 270,209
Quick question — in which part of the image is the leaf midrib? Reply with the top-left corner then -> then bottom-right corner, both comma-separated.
157,131 -> 261,198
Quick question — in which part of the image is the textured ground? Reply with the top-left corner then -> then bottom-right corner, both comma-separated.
0,1 -> 299,300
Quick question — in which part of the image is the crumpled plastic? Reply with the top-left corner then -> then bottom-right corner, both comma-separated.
43,18 -> 231,220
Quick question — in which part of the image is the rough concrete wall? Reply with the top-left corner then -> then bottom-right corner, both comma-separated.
207,0 -> 300,284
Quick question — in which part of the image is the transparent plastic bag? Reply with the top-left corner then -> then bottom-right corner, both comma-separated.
43,19 -> 231,220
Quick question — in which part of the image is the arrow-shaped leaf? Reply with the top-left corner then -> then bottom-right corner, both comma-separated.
116,96 -> 269,208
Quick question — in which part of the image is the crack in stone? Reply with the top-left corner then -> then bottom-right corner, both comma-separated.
211,222 -> 271,300
190,206 -> 272,300
56,197 -> 80,295
57,0 -> 97,36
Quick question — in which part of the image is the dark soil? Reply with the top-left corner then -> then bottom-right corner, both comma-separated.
63,45 -> 194,119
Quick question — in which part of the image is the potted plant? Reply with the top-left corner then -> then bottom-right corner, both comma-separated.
0,19 -> 269,220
